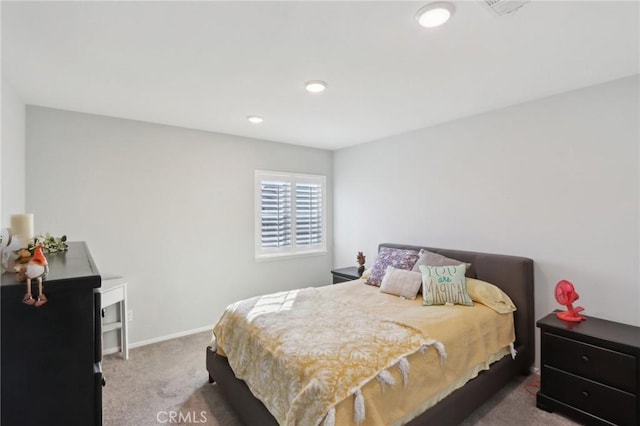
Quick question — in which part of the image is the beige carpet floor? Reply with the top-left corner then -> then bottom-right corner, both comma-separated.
103,331 -> 579,426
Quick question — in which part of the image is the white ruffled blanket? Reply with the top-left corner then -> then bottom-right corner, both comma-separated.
213,287 -> 445,426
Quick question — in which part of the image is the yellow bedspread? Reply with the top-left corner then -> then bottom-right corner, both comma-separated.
213,287 -> 444,426
213,280 -> 515,426
324,281 -> 515,426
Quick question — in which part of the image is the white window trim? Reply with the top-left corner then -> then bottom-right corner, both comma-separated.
255,170 -> 327,261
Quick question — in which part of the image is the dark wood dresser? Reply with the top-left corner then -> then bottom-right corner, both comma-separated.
537,312 -> 640,426
1,241 -> 103,426
330,266 -> 361,284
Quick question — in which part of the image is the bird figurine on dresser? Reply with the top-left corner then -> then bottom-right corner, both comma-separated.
23,245 -> 49,307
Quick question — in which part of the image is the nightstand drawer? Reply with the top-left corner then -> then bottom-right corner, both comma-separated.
332,275 -> 353,284
331,267 -> 361,284
543,332 -> 637,393
543,366 -> 637,426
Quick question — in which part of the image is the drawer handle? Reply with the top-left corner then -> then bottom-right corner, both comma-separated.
581,391 -> 589,398
581,355 -> 589,363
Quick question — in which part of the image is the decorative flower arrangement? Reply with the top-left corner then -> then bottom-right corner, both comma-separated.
1,232 -> 68,274
27,233 -> 68,254
357,251 -> 366,276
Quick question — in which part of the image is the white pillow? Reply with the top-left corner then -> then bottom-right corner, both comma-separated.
379,266 -> 422,300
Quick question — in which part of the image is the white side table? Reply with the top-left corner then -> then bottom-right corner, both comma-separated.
98,276 -> 129,360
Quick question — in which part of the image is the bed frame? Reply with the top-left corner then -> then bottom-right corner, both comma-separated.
206,243 -> 534,425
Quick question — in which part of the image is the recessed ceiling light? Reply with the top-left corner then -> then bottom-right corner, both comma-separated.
247,115 -> 264,124
416,2 -> 455,28
304,80 -> 327,93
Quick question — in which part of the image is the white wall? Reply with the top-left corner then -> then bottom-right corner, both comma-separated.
334,76 -> 640,344
26,107 -> 333,347
1,77 -> 26,227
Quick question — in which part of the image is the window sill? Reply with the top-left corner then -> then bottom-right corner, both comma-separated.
255,249 -> 327,262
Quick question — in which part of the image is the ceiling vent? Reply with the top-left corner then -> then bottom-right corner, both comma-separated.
483,0 -> 530,16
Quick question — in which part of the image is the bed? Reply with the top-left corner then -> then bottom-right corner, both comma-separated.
206,243 -> 534,425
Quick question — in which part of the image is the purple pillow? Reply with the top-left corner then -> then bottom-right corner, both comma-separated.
366,247 -> 420,287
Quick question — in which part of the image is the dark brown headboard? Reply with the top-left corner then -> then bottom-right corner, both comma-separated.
379,243 -> 535,373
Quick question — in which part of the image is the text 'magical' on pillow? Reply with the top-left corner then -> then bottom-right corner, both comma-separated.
420,264 -> 473,306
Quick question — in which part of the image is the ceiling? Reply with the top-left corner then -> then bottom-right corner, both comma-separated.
2,1 -> 638,150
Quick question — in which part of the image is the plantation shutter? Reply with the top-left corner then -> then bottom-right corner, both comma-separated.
260,180 -> 292,248
295,183 -> 323,246
255,170 -> 325,259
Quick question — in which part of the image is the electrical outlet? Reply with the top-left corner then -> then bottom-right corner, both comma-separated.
127,310 -> 133,322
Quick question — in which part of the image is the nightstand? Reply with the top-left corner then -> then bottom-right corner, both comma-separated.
330,267 -> 362,284
536,313 -> 640,426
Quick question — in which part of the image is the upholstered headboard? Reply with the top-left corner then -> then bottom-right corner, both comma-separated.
379,243 -> 535,373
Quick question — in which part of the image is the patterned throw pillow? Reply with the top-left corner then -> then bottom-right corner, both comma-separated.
379,266 -> 423,299
419,264 -> 473,306
366,247 -> 420,287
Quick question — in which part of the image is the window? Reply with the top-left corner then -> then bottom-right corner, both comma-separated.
255,170 -> 326,259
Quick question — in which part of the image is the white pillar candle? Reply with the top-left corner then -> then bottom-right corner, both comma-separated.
10,214 -> 34,243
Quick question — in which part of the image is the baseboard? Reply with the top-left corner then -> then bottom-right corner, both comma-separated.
102,324 -> 215,355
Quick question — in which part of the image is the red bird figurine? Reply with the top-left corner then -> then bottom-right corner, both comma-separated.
23,245 -> 49,307
555,280 -> 585,322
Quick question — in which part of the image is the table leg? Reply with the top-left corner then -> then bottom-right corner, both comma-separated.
121,284 -> 129,360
